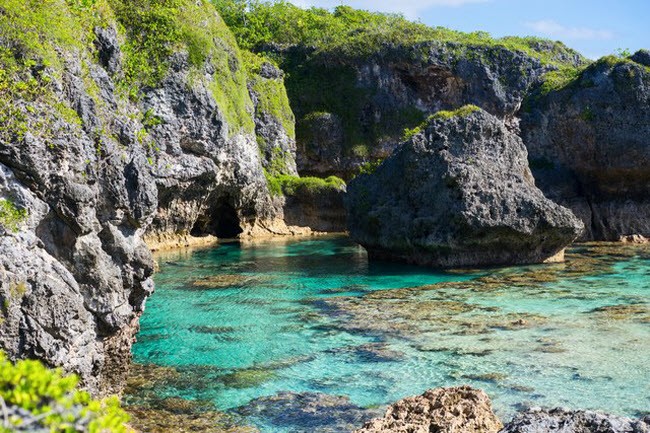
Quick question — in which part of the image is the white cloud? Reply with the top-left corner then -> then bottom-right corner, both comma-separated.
525,19 -> 614,40
290,0 -> 489,19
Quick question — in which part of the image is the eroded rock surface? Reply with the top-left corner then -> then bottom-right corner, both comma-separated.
501,408 -> 650,433
282,41 -> 586,179
355,386 -> 503,433
346,108 -> 584,268
521,53 -> 650,240
0,1 -> 288,395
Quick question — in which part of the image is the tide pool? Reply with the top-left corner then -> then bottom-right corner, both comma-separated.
126,236 -> 650,432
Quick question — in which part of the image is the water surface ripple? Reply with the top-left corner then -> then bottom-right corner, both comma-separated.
128,237 -> 650,432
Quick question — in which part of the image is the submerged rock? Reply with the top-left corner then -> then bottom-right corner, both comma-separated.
237,391 -> 382,432
346,107 -> 584,268
355,386 -> 503,433
501,408 -> 650,433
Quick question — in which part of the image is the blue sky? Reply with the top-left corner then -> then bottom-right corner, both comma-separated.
291,0 -> 649,59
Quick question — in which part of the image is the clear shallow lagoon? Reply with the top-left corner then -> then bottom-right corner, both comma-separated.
127,236 -> 650,432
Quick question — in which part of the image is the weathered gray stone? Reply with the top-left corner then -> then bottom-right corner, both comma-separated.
521,56 -> 650,240
501,408 -> 650,433
346,108 -> 584,268
238,391 -> 382,432
285,41 -> 587,179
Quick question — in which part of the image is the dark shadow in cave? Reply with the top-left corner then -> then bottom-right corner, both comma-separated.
190,196 -> 243,239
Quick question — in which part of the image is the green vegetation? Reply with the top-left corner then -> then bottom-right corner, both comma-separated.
538,67 -> 582,95
265,173 -> 345,197
0,352 -> 130,432
431,104 -> 481,120
110,0 -> 255,133
213,1 -> 585,153
262,146 -> 294,177
0,199 -> 27,233
244,51 -> 295,139
0,0 -> 104,142
401,105 -> 481,140
357,159 -> 384,176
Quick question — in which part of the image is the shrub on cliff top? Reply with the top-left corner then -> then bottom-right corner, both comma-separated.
0,352 -> 130,432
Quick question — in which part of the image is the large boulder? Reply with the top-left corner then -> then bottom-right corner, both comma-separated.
521,53 -> 650,240
355,386 -> 503,433
501,408 -> 650,433
346,107 -> 584,268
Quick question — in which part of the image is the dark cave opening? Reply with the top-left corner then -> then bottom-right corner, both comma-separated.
212,200 -> 243,238
190,197 -> 243,239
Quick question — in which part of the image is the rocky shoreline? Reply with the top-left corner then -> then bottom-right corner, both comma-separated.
0,3 -> 648,431
123,373 -> 650,433
355,387 -> 650,433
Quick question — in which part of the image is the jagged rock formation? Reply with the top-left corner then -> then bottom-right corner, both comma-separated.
501,408 -> 650,433
0,0 -> 298,394
247,54 -> 298,178
353,389 -> 650,433
521,53 -> 650,240
354,386 -> 503,433
346,108 -> 584,268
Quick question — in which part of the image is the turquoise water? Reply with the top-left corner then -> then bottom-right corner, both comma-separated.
129,236 -> 650,431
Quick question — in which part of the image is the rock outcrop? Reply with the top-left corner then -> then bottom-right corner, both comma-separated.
355,386 -> 503,433
521,53 -> 650,240
346,107 -> 584,268
501,408 -> 650,433
282,181 -> 347,232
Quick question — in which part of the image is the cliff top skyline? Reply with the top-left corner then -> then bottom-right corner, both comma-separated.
290,0 -> 649,59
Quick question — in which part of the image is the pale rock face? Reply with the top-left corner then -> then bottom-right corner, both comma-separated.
346,109 -> 584,268
354,386 -> 503,433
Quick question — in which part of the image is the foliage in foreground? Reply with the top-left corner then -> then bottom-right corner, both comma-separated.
0,352 -> 130,432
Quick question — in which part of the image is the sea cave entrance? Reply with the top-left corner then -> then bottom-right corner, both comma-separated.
190,196 -> 243,239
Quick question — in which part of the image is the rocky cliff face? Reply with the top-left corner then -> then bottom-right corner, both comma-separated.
0,0 -> 297,394
346,108 -> 584,268
521,53 -> 650,240
277,41 -> 585,179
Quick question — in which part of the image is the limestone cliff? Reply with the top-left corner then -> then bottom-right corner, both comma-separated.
0,0 -> 296,394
